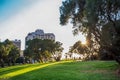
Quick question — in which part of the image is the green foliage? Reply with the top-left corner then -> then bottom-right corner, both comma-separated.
9,46 -> 20,65
70,40 -> 97,60
0,61 -> 119,80
24,39 -> 63,63
70,41 -> 87,54
60,0 -> 120,62
0,39 -> 20,67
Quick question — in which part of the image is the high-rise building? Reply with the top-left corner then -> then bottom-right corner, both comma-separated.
25,29 -> 55,41
25,29 -> 55,48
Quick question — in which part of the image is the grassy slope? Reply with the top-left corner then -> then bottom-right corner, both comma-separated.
0,61 -> 120,80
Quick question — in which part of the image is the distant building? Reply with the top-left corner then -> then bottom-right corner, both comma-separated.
25,29 -> 55,42
12,39 -> 21,50
25,29 -> 55,49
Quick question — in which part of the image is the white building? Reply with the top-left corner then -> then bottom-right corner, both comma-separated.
25,29 -> 55,41
25,29 -> 55,49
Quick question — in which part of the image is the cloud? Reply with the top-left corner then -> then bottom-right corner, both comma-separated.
0,0 -> 85,53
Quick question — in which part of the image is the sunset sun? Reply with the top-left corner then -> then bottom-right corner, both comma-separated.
81,40 -> 86,45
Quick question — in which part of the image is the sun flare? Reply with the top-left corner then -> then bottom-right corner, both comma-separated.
81,40 -> 86,45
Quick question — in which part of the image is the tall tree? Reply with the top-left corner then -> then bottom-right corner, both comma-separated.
60,0 -> 120,62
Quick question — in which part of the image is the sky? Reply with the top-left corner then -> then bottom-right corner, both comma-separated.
0,0 -> 85,53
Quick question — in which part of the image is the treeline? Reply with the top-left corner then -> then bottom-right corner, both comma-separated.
0,39 -> 20,67
24,39 -> 64,63
0,39 -> 63,67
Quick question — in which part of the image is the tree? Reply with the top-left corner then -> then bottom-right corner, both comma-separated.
60,0 -> 120,62
0,42 -> 6,67
9,46 -> 20,65
0,39 -> 20,67
70,41 -> 88,59
24,39 -> 64,63
70,40 -> 98,60
24,39 -> 42,63
3,39 -> 15,66
53,41 -> 64,61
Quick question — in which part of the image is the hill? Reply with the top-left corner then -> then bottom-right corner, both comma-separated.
0,61 -> 119,80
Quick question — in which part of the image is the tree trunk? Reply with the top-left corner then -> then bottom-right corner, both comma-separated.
12,60 -> 15,66
40,58 -> 43,63
7,62 -> 11,66
0,59 -> 5,68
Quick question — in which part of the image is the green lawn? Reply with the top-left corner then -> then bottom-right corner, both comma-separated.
0,61 -> 120,80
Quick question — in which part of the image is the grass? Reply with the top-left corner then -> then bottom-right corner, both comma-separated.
0,61 -> 120,80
